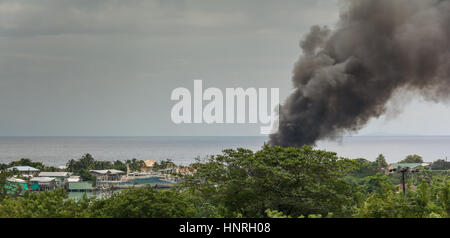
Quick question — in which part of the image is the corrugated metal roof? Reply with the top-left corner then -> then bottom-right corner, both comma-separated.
67,176 -> 81,182
7,177 -> 27,183
39,172 -> 69,177
7,166 -> 39,172
89,169 -> 125,175
31,177 -> 56,183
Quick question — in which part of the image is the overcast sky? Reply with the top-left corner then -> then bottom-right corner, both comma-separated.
0,0 -> 449,137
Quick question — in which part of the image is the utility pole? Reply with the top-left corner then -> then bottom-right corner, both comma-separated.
400,168 -> 407,197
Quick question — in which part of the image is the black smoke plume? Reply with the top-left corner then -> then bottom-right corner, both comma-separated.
270,0 -> 450,147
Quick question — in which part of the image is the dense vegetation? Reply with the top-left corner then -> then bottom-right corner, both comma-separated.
66,154 -> 142,181
0,145 -> 449,218
65,154 -> 176,181
0,158 -> 59,172
183,145 -> 359,217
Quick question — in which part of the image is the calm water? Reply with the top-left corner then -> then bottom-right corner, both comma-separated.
0,136 -> 449,166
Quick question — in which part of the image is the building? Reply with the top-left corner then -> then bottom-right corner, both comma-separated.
4,177 -> 39,195
140,160 -> 156,173
31,177 -> 56,191
387,163 -> 431,173
67,176 -> 81,183
7,166 -> 40,176
67,182 -> 95,192
38,172 -> 70,187
176,167 -> 197,176
89,169 -> 125,181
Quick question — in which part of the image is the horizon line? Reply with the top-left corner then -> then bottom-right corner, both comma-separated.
1,135 -> 450,138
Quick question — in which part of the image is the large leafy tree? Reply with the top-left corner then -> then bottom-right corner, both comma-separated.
349,158 -> 379,180
0,186 -> 196,218
89,186 -> 196,218
375,154 -> 388,169
400,154 -> 424,163
125,158 -> 145,172
1,158 -> 58,172
357,176 -> 450,218
183,144 -> 359,218
0,189 -> 90,218
66,154 -> 133,180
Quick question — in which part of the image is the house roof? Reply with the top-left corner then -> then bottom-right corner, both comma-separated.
178,167 -> 196,173
143,160 -> 156,167
68,182 -> 94,190
67,176 -> 81,182
89,169 -> 125,175
390,163 -> 431,169
31,177 -> 56,183
39,172 -> 69,177
7,166 -> 39,172
6,177 -> 27,183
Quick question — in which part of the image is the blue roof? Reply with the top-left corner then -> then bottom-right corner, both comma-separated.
7,166 -> 40,172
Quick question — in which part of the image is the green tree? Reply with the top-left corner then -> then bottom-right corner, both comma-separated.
349,158 -> 379,180
67,154 -> 95,172
357,176 -> 449,218
400,154 -> 424,163
0,189 -> 90,218
125,158 -> 145,172
66,154 -> 128,181
112,160 -> 127,171
183,144 -> 359,218
431,159 -> 450,170
375,154 -> 388,169
361,173 -> 396,194
67,154 -> 98,181
154,159 -> 176,170
89,186 -> 196,218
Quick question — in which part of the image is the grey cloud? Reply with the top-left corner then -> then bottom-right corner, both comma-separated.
0,0 -> 342,136
0,0 -> 338,37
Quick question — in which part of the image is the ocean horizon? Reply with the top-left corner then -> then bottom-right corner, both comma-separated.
0,136 -> 449,166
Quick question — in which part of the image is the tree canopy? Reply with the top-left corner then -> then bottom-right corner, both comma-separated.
400,154 -> 424,163
0,146 -> 449,218
183,145 -> 359,217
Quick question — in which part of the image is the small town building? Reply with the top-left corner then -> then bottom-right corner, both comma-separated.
4,177 -> 39,195
387,163 -> 431,173
140,160 -> 156,173
38,172 -> 70,187
177,167 -> 197,175
67,182 -> 95,192
67,176 -> 81,183
89,169 -> 125,181
31,177 -> 56,191
7,166 -> 40,176
159,168 -> 177,174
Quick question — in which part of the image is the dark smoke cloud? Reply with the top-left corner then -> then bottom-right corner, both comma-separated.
270,0 -> 450,147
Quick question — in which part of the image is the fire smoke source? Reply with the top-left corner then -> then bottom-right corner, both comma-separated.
270,0 -> 450,147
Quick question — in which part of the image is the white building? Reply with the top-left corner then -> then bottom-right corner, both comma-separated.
31,177 -> 56,191
38,172 -> 70,187
90,169 -> 125,181
7,166 -> 40,176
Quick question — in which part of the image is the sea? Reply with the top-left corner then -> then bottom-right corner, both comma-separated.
0,136 -> 449,167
